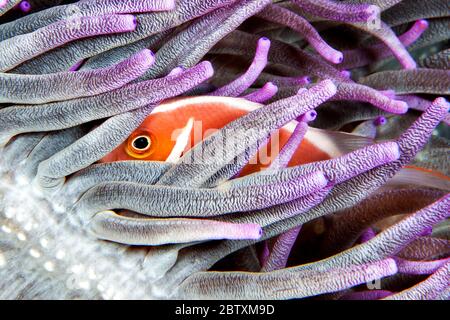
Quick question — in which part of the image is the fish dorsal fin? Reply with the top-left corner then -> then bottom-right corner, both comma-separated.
154,96 -> 262,114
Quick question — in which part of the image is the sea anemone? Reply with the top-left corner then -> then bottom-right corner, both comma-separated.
0,0 -> 449,300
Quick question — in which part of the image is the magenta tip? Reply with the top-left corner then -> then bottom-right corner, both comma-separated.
258,37 -> 271,48
246,224 -> 263,240
298,110 -> 317,123
420,226 -> 433,237
374,116 -> 387,127
19,1 -> 31,13
297,76 -> 311,85
68,59 -> 85,72
141,48 -> 154,58
416,19 -> 429,30
200,61 -> 214,78
168,66 -> 184,76
138,49 -> 156,67
366,4 -> 380,19
264,82 -> 278,92
340,70 -> 351,79
306,110 -> 318,122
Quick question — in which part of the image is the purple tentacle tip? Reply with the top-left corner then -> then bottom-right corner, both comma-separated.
19,1 -> 31,13
68,60 -> 85,72
125,15 -> 138,31
340,70 -> 351,79
374,116 -> 387,127
365,4 -> 380,20
335,53 -> 344,64
417,19 -> 429,31
299,110 -> 317,123
168,66 -> 184,76
300,76 -> 311,85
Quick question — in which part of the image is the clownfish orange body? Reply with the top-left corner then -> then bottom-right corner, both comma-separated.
100,96 -> 450,188
100,96 -> 332,174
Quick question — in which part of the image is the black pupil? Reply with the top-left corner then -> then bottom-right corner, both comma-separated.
133,137 -> 149,150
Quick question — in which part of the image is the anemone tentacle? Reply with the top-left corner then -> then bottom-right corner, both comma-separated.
10,0 -> 234,74
242,82 -> 278,103
257,4 -> 343,64
382,0 -> 449,26
292,0 -> 380,23
384,262 -> 450,300
0,61 -> 214,142
0,14 -> 139,72
0,49 -> 155,104
176,258 -> 397,299
212,37 -> 270,97
341,19 -> 428,69
88,210 -> 263,246
360,69 -> 450,95
75,170 -> 329,220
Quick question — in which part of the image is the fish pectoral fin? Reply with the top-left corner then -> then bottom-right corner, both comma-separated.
306,127 -> 374,157
386,166 -> 450,191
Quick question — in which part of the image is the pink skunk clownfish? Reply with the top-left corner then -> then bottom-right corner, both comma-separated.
100,96 -> 333,175
100,96 -> 450,188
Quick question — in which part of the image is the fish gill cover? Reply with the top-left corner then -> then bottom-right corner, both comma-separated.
0,0 -> 449,300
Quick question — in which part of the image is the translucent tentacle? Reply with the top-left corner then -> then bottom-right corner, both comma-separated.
88,210 -> 263,246
0,49 -> 154,104
360,69 -> 450,95
0,14 -> 138,72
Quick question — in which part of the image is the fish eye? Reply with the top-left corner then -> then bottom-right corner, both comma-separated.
132,136 -> 151,151
126,132 -> 156,158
